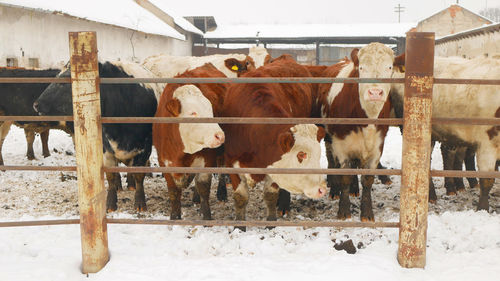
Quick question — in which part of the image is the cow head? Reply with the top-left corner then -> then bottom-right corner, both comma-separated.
33,67 -> 73,120
166,85 -> 225,154
248,46 -> 271,68
353,42 -> 395,118
224,57 -> 256,77
267,124 -> 327,199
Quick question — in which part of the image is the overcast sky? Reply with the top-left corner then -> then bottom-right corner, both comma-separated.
161,0 -> 500,25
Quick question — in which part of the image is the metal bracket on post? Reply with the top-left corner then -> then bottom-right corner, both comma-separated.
69,31 -> 109,274
397,32 -> 435,268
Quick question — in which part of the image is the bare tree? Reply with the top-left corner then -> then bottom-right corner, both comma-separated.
479,7 -> 500,23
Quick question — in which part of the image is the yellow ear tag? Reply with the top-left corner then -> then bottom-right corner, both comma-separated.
231,65 -> 239,71
401,66 -> 405,72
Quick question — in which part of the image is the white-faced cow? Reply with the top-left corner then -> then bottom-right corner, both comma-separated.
392,55 -> 500,211
222,55 -> 327,224
33,61 -> 158,212
318,42 -> 395,221
153,63 -> 233,220
0,67 -> 66,166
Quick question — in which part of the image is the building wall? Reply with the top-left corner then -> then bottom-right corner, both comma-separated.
416,5 -> 491,38
435,30 -> 500,58
0,4 -> 192,69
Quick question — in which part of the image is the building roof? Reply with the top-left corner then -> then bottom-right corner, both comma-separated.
203,23 -> 415,45
0,0 -> 187,40
417,4 -> 493,25
435,22 -> 500,44
148,0 -> 203,35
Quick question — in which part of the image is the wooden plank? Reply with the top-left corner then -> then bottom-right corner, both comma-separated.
398,32 -> 435,268
69,31 -> 109,274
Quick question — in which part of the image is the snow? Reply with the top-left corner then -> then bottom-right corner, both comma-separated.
0,0 -> 186,40
148,0 -> 204,35
1,126 -> 500,280
204,23 -> 417,39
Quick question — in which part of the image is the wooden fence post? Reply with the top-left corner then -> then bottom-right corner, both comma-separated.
397,32 -> 435,268
69,31 -> 109,273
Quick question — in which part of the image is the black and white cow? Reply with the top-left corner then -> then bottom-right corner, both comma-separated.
34,61 -> 158,212
0,67 -> 65,166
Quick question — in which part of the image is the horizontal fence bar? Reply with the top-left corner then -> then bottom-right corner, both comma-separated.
1,116 -> 498,126
1,165 -> 499,178
0,218 -> 399,228
1,77 -> 499,85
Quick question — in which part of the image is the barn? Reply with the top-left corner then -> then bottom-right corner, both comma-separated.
0,0 -> 202,68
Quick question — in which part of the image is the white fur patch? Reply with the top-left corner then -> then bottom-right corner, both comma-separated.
327,62 -> 354,106
174,85 -> 224,154
267,124 -> 326,198
111,60 -> 164,101
248,46 -> 269,68
108,139 -> 143,161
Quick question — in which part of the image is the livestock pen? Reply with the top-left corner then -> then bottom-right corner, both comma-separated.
0,31 -> 499,274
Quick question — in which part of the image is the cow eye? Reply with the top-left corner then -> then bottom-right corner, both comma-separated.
297,151 -> 307,163
389,66 -> 393,70
359,66 -> 363,71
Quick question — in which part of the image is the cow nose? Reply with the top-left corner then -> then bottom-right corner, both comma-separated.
215,131 -> 225,144
368,88 -> 383,96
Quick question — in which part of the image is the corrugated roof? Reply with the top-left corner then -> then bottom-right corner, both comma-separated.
417,4 -> 493,25
204,23 -> 416,39
436,22 -> 500,43
0,0 -> 186,40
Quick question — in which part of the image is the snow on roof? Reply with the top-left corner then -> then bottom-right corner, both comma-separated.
148,0 -> 203,35
205,22 -> 416,39
436,22 -> 500,42
0,0 -> 186,40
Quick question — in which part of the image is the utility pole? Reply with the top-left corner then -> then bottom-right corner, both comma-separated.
394,4 -> 406,23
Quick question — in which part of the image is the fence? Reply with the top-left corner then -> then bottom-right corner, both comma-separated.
0,31 -> 499,273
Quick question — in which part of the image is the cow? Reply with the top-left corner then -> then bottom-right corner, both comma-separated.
153,62 -> 238,220
392,54 -> 500,211
222,54 -> 327,224
0,67 -> 65,166
142,46 -> 270,80
318,43 -> 395,221
33,61 -> 158,212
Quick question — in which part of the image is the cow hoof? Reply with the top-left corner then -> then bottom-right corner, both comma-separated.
429,199 -> 437,204
337,212 -> 351,220
446,191 -> 457,196
349,192 -> 359,197
107,208 -> 117,213
361,216 -> 375,222
135,205 -> 147,212
456,187 -> 465,193
170,213 -> 182,220
330,195 -> 340,200
127,186 -> 136,191
27,155 -> 35,160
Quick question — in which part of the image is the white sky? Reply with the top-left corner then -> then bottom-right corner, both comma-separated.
160,0 -> 500,25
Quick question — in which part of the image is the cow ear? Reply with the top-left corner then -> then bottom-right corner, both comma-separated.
278,130 -> 295,153
393,53 -> 406,73
165,98 -> 181,117
225,58 -> 243,73
351,48 -> 360,66
263,54 -> 273,65
316,126 -> 326,142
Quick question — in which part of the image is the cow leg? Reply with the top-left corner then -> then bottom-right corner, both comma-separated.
464,146 -> 479,189
104,152 -> 122,212
126,173 -> 135,191
0,121 -> 12,166
165,174 -> 183,220
349,175 -> 360,197
194,173 -> 212,220
325,135 -> 340,199
277,189 -> 291,217
476,146 -> 496,211
133,172 -> 147,212
24,128 -> 36,160
192,186 -> 201,203
360,175 -> 375,222
40,129 -> 50,158
337,174 -> 352,220
216,174 -> 228,202
441,143 -> 458,195
231,174 -> 249,230
263,179 -> 279,222
377,162 -> 392,185
453,146 -> 466,192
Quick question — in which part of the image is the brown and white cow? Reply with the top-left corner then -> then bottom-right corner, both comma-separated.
153,62 -> 234,220
222,55 -> 327,223
142,46 -> 269,81
392,55 -> 500,211
319,42 -> 395,221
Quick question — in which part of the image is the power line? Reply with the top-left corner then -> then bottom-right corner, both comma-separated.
394,4 -> 406,23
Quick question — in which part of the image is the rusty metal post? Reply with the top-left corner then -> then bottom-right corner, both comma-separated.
397,32 -> 435,268
69,31 -> 109,273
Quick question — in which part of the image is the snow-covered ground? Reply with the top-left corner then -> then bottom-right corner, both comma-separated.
1,126 -> 499,281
